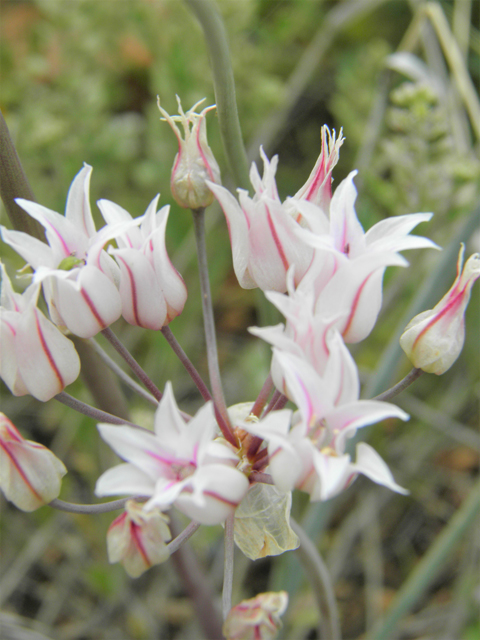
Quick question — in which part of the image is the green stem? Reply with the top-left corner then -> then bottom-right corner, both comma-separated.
365,474 -> 480,640
291,518 -> 341,640
373,368 -> 423,402
184,0 -> 250,191
0,110 -> 44,240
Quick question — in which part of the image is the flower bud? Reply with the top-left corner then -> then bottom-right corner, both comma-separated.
400,245 -> 480,374
106,500 -> 171,577
158,96 -> 221,209
223,591 -> 288,640
0,413 -> 67,511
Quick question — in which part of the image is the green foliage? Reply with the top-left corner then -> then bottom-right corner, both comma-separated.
1,1 -> 479,639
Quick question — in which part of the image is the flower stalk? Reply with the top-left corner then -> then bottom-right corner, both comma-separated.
54,392 -> 141,428
101,327 -> 162,401
161,325 -> 213,402
223,512 -> 235,620
191,207 -> 236,446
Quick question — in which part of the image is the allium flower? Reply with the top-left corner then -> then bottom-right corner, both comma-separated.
207,126 -> 342,293
0,413 -> 67,511
208,149 -> 314,292
158,96 -> 221,209
0,264 -> 80,401
295,171 -> 439,342
287,125 -> 344,218
223,591 -> 288,640
106,500 -> 171,578
1,165 -> 122,338
95,383 -> 249,525
243,334 -> 409,501
249,267 -> 347,389
97,195 -> 187,329
400,244 -> 480,374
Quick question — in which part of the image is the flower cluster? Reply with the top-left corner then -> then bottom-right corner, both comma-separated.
2,97 -> 478,635
1,165 -> 186,401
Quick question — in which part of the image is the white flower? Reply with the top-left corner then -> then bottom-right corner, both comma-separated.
400,244 -> 480,374
0,413 -> 67,511
1,165 -> 122,338
97,195 -> 187,329
96,383 -> 249,525
0,264 -> 80,401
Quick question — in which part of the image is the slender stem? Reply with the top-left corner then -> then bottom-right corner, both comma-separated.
270,393 -> 289,413
166,521 -> 201,555
89,338 -> 159,406
184,0 -> 250,191
191,207 -> 236,446
71,336 -> 130,419
169,514 -> 223,639
101,327 -> 162,401
250,373 -> 273,417
49,497 -> 131,514
55,391 -> 140,428
161,326 -> 212,402
222,513 -> 235,621
263,389 -> 282,417
366,474 -> 480,640
0,109 -> 45,240
291,518 -> 342,640
373,368 -> 423,402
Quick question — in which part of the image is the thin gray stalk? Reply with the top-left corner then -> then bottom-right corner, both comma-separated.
49,498 -> 130,514
191,207 -> 236,446
373,368 -> 423,402
222,513 -> 235,620
89,338 -> 159,406
55,392 -> 140,428
169,513 -> 224,639
101,327 -> 162,401
161,326 -> 213,402
291,518 -> 341,640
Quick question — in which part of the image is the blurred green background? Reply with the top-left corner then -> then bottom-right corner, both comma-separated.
1,1 -> 479,639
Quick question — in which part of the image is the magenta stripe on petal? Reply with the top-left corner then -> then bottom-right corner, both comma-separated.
117,255 -> 140,326
80,288 -> 106,329
203,489 -> 240,507
0,441 -> 43,502
130,521 -> 151,565
341,271 -> 373,339
34,311 -> 65,388
265,205 -> 289,271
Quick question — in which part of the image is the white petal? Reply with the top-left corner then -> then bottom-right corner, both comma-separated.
16,305 -> 80,401
352,442 -> 409,494
95,462 -> 155,497
175,464 -> 249,525
97,424 -> 171,480
65,164 -> 96,238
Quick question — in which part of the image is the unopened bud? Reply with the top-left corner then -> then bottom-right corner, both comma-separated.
106,500 -> 171,577
400,244 -> 480,374
0,413 -> 67,511
158,95 -> 221,209
223,591 -> 288,640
